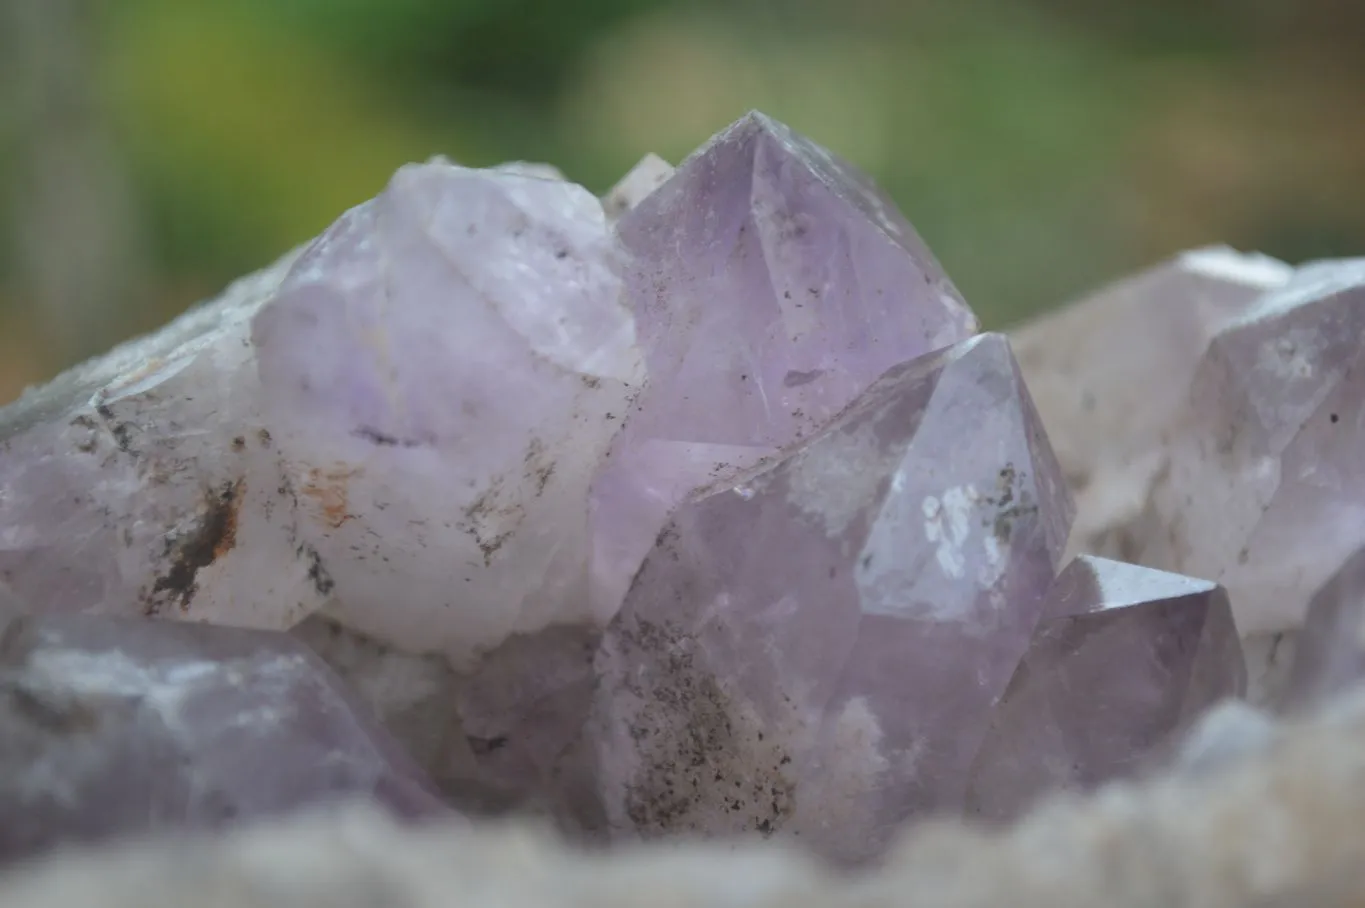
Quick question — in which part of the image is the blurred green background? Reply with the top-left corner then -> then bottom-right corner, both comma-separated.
3,0 -> 1364,401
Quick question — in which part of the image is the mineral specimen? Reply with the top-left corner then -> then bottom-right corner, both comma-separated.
964,555 -> 1245,820
1011,246 -> 1291,560
1134,259 -> 1365,639
581,333 -> 1071,864
587,111 -> 980,623
1,106 -> 1344,872
0,613 -> 449,864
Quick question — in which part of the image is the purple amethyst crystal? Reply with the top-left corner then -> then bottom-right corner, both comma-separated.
580,333 -> 1070,864
0,614 -> 450,864
588,112 -> 979,624
964,555 -> 1246,821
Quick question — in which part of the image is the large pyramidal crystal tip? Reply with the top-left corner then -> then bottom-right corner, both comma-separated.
574,332 -> 1070,865
0,613 -> 451,865
965,555 -> 1246,821
1135,258 -> 1365,642
588,110 -> 981,625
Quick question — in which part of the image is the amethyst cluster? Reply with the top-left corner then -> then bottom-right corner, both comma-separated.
6,111 -> 1356,866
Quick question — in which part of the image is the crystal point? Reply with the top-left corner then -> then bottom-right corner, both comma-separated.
589,112 -> 980,623
581,333 -> 1067,864
1137,258 -> 1365,637
1012,246 -> 1292,560
964,555 -> 1245,821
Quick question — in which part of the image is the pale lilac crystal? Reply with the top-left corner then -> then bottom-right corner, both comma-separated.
0,613 -> 449,864
1135,259 -> 1365,642
588,112 -> 980,622
964,555 -> 1245,821
250,161 -> 642,666
580,333 -> 1070,864
0,159 -> 641,671
1012,247 -> 1291,559
1282,549 -> 1365,711
0,255 -> 329,628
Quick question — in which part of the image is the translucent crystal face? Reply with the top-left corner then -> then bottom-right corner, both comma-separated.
1012,247 -> 1292,560
1137,260 -> 1365,637
965,555 -> 1245,821
589,112 -> 980,625
0,614 -> 449,864
583,334 -> 1072,864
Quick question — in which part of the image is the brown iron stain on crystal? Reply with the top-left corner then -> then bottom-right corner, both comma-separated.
147,479 -> 243,614
619,617 -> 796,839
302,465 -> 360,529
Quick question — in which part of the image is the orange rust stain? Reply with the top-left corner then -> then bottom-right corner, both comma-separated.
213,480 -> 245,559
302,465 -> 360,529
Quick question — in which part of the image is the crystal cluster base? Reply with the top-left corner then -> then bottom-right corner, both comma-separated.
0,109 -> 1340,867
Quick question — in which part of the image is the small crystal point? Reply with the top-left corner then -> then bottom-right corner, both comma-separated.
0,614 -> 450,864
603,153 -> 673,220
589,111 -> 980,625
1137,258 -> 1365,637
1012,246 -> 1292,560
964,555 -> 1246,821
579,333 -> 1068,864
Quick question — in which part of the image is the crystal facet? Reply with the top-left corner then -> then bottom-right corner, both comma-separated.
1282,549 -> 1365,711
588,112 -> 980,623
580,333 -> 1070,864
1136,260 -> 1365,638
964,555 -> 1246,821
1012,246 -> 1291,559
0,614 -> 448,863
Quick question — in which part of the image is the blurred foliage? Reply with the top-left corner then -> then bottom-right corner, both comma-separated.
3,0 -> 1365,397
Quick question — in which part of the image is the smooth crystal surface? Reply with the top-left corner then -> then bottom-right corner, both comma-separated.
1135,259 -> 1365,637
1012,246 -> 1291,560
588,112 -> 980,623
0,614 -> 448,864
580,333 -> 1070,864
964,555 -> 1246,820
